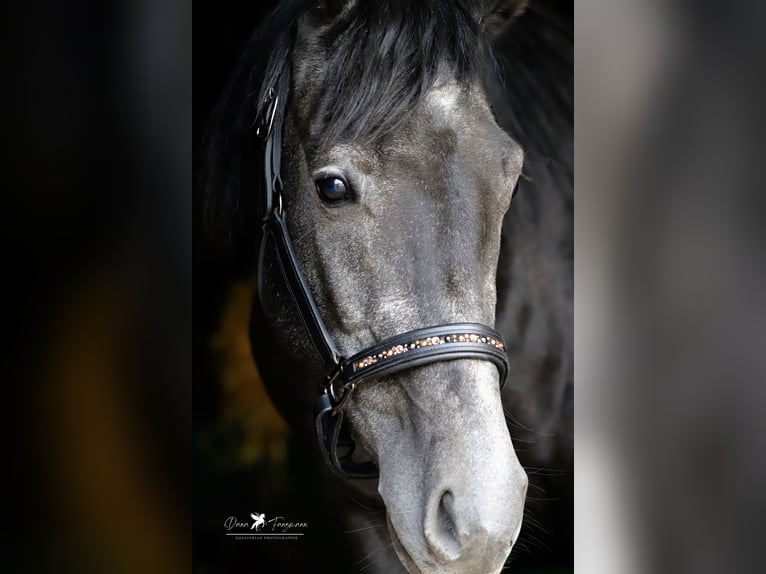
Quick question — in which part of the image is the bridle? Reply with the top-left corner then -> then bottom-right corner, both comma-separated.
251,81 -> 510,479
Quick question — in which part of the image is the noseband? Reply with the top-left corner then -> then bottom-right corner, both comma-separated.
252,83 -> 510,478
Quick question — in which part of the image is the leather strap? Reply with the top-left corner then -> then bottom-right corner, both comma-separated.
260,212 -> 342,373
254,84 -> 342,374
314,394 -> 378,478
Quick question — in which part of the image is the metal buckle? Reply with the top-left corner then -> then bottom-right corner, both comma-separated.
332,382 -> 356,414
326,369 -> 355,415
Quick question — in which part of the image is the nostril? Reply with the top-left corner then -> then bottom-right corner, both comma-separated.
438,491 -> 459,542
424,490 -> 462,562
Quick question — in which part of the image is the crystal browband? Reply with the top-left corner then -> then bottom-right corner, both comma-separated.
353,332 -> 505,371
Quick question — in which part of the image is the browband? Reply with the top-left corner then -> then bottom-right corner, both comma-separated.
251,83 -> 510,478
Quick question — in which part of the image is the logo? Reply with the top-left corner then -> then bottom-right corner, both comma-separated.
250,512 -> 266,531
224,511 -> 309,541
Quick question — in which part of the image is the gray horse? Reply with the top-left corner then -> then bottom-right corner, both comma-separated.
201,0 -> 572,572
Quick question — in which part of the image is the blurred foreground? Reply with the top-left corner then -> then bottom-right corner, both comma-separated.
577,1 -> 766,572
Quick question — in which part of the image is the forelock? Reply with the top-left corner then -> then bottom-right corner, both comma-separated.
301,0 -> 497,150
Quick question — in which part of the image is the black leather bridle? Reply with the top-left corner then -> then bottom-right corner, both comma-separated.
252,83 -> 510,479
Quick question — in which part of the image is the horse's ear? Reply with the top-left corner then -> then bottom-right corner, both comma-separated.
471,0 -> 529,36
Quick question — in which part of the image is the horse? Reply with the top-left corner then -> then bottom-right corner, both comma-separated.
200,0 -> 572,572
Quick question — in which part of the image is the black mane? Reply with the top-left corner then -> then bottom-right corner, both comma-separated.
200,0 -> 496,259
309,0 -> 493,148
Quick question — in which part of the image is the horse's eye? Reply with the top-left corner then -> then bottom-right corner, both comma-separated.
315,177 -> 349,204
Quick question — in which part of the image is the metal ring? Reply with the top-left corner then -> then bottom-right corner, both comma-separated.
326,369 -> 342,404
331,382 -> 356,415
325,368 -> 356,414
